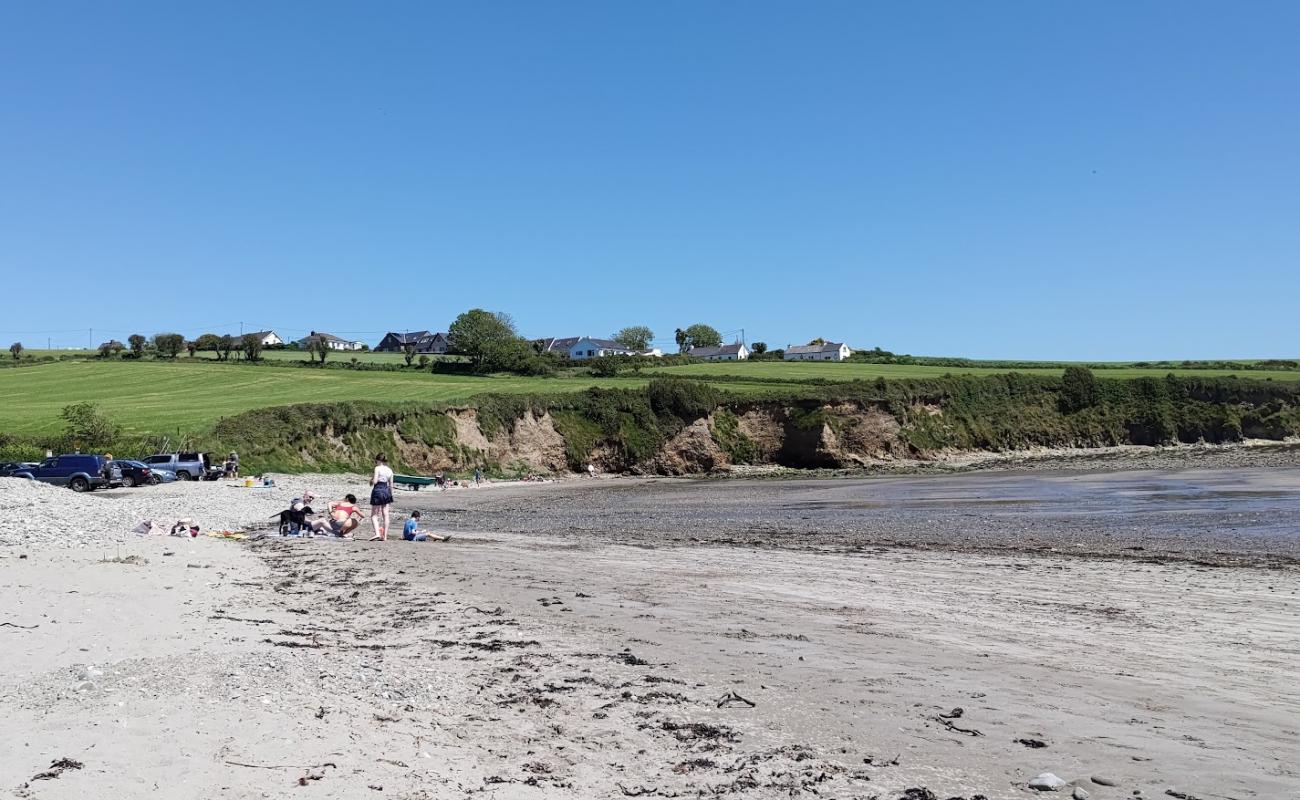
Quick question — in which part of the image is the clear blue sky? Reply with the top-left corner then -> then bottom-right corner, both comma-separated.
2,1 -> 1297,359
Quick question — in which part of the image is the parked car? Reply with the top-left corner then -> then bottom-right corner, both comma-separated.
115,460 -> 156,488
10,454 -> 119,492
140,452 -> 219,481
0,461 -> 38,477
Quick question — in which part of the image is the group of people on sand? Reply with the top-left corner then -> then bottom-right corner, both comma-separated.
280,453 -> 449,543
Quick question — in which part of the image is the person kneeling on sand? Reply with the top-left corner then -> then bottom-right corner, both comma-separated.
311,494 -> 362,539
169,518 -> 200,537
402,510 -> 450,542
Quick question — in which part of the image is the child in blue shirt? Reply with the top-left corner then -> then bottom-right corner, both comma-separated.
402,511 -> 450,542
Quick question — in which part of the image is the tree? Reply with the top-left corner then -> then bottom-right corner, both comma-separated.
97,341 -> 123,358
241,333 -> 264,362
680,324 -> 722,352
447,309 -> 518,369
1060,366 -> 1099,413
60,402 -> 120,451
808,337 -> 827,346
750,342 -> 768,355
153,332 -> 185,359
217,335 -> 235,362
309,336 -> 330,364
674,328 -> 687,352
127,334 -> 147,359
186,340 -> 197,358
403,342 -> 417,366
194,333 -> 221,352
8,342 -> 22,360
613,326 -> 654,351
417,354 -> 430,369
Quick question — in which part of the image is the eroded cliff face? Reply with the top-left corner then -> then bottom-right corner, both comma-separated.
312,400 -> 923,476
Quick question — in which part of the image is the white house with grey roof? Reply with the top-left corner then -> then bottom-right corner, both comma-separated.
784,342 -> 852,361
689,343 -> 749,361
245,330 -> 283,347
567,337 -> 638,360
297,331 -> 364,351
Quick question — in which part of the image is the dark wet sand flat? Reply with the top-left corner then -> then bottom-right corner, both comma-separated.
411,466 -> 1300,567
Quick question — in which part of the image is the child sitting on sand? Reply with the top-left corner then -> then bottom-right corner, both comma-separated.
402,511 -> 450,542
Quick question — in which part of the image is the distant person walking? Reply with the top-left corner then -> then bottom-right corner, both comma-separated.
369,453 -> 395,541
474,467 -> 483,486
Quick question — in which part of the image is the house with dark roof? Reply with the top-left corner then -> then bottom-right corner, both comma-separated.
375,331 -> 449,354
689,343 -> 749,361
783,342 -> 852,362
535,337 -> 582,358
297,331 -> 364,351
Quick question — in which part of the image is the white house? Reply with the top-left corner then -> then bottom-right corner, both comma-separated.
567,337 -> 638,360
246,330 -> 283,347
784,342 -> 852,361
689,343 -> 749,361
298,331 -> 364,351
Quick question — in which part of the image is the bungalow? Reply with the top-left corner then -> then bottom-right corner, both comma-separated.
245,330 -> 283,347
689,343 -> 749,361
784,342 -> 852,362
567,337 -> 637,360
535,337 -> 581,358
375,331 -> 449,354
297,331 -> 364,351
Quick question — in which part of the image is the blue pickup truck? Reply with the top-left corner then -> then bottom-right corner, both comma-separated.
10,454 -> 119,492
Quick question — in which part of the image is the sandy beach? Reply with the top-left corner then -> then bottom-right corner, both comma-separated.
1,466 -> 1298,799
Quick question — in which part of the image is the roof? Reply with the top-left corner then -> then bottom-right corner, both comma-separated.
385,331 -> 432,345
785,342 -> 846,355
538,337 -> 581,352
689,343 -> 747,358
246,330 -> 277,339
575,337 -> 633,351
302,331 -> 356,344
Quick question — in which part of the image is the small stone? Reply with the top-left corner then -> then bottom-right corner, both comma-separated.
1092,777 -> 1118,787
74,681 -> 95,692
1073,788 -> 1090,800
1029,773 -> 1069,791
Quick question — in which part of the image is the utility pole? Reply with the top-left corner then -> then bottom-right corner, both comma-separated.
240,321 -> 244,336
89,328 -> 93,349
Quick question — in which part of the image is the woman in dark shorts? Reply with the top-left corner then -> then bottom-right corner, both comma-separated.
369,453 -> 395,541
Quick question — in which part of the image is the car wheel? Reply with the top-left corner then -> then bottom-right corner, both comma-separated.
176,471 -> 191,481
122,475 -> 136,488
69,477 -> 90,492
149,475 -> 161,485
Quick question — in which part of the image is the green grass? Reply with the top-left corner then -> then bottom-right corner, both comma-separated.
645,360 -> 1300,382
0,361 -> 646,436
5,356 -> 1298,442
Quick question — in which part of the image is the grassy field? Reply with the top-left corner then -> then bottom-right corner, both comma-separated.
645,360 -> 1300,382
0,361 -> 651,436
4,357 -> 1298,440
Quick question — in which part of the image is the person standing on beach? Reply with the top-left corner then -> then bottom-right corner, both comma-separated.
369,453 -> 395,541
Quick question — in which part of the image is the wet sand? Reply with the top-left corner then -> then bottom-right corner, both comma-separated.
1,467 -> 1298,798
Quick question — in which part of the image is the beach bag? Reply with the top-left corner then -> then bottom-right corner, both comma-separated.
370,482 -> 393,505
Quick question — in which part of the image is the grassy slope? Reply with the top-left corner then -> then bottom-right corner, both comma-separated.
644,360 -> 1300,381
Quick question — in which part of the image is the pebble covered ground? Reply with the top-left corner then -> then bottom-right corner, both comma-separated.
0,474 -> 366,548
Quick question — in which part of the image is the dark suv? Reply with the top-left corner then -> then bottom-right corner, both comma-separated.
11,454 -> 118,492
